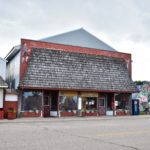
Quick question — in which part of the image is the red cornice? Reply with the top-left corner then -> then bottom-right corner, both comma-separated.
21,38 -> 131,58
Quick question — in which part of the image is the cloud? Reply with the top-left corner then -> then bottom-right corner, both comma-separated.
0,0 -> 150,80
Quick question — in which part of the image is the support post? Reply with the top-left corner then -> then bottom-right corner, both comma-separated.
57,91 -> 60,117
113,93 -> 116,116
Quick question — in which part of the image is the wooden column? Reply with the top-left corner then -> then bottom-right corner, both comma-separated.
57,91 -> 60,117
98,93 -> 100,116
41,90 -> 44,117
113,93 -> 115,116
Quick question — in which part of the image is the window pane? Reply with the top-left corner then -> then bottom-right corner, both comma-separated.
100,98 -> 105,106
86,97 -> 97,111
23,91 -> 42,111
44,96 -> 50,105
115,94 -> 130,110
60,96 -> 77,112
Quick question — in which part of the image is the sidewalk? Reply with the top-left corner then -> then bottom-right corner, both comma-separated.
1,115 -> 150,123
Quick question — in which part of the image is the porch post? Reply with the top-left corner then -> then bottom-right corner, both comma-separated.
57,91 -> 60,117
41,90 -> 44,117
21,89 -> 24,114
98,93 -> 100,116
113,93 -> 115,116
17,90 -> 22,117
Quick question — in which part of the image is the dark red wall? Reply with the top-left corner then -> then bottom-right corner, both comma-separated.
4,101 -> 18,118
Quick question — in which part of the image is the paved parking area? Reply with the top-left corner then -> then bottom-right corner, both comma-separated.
0,116 -> 150,150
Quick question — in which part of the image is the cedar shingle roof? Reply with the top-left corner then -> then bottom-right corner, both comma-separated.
20,48 -> 137,92
0,76 -> 8,88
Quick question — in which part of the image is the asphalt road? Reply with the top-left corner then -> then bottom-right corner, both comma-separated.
0,116 -> 150,150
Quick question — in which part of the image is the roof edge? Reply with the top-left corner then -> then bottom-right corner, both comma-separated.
5,45 -> 20,61
19,85 -> 136,93
41,28 -> 116,52
21,38 -> 132,56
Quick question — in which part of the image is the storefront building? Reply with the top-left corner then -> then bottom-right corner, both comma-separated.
17,38 -> 137,117
5,29 -> 137,117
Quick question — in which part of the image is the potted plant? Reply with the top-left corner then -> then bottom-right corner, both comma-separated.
7,108 -> 17,119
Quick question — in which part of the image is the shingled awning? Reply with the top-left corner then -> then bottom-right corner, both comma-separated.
0,76 -> 8,88
20,48 -> 137,92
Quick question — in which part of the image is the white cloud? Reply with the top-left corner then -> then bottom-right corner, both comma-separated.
0,0 -> 150,80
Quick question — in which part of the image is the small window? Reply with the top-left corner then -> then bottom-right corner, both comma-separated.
44,96 -> 50,106
100,98 -> 105,106
85,97 -> 97,111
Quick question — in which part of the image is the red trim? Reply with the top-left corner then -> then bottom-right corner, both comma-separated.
19,86 -> 134,93
21,38 -> 131,56
23,111 -> 41,117
60,111 -> 76,117
85,112 -> 98,116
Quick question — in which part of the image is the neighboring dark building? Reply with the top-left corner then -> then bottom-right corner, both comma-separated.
5,28 -> 137,117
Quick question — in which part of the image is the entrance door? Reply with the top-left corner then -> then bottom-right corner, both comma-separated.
51,91 -> 58,111
106,93 -> 114,116
99,96 -> 106,115
43,94 -> 51,117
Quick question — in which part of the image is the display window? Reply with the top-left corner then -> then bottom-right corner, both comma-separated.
115,94 -> 130,115
85,97 -> 98,113
59,96 -> 78,112
22,91 -> 42,112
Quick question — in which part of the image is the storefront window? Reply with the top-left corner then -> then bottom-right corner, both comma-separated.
85,97 -> 97,112
22,91 -> 42,111
115,94 -> 130,110
100,98 -> 105,107
60,96 -> 78,112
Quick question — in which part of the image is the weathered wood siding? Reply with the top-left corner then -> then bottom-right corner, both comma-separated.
6,51 -> 20,89
0,57 -> 6,80
0,89 -> 3,108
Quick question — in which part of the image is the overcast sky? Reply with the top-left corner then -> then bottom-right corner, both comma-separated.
0,0 -> 150,81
